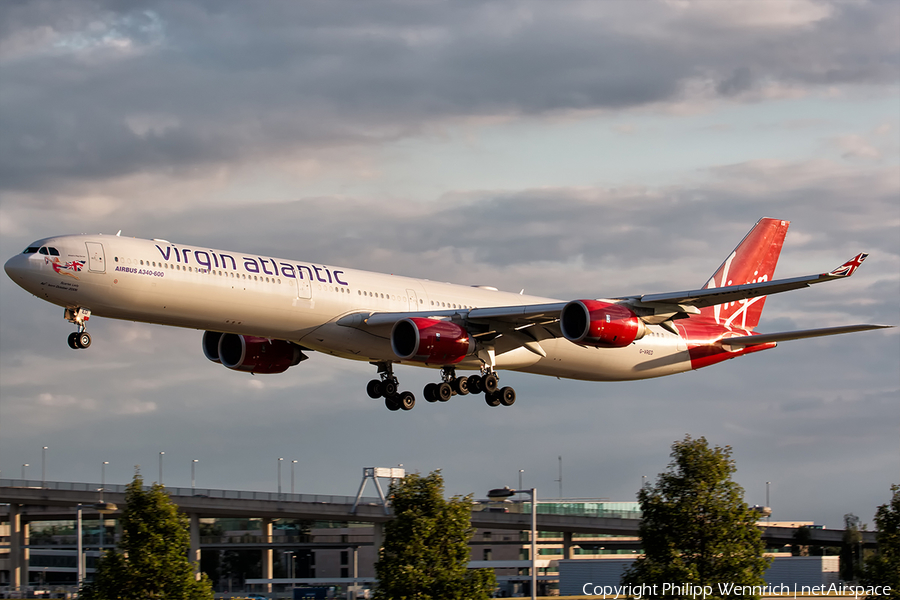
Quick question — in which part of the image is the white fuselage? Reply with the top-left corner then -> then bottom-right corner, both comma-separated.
5,234 -> 694,381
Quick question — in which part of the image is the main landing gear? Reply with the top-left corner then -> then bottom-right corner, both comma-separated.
423,367 -> 516,408
65,307 -> 92,350
366,364 -> 516,412
366,362 -> 416,412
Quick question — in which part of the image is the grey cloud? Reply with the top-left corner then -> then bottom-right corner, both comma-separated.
1,0 -> 897,192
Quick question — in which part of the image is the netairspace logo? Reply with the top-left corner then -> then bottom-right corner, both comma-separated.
581,582 -> 893,598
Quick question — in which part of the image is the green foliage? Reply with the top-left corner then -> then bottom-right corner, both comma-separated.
374,470 -> 496,600
860,484 -> 900,599
841,513 -> 863,580
622,435 -> 770,600
80,469 -> 215,600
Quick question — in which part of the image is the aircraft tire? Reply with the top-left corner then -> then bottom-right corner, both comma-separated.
437,382 -> 453,402
466,375 -> 483,394
453,377 -> 469,395
67,332 -> 79,350
424,383 -> 438,402
382,380 -> 398,397
485,392 -> 501,407
77,332 -> 92,349
367,380 -> 383,399
385,396 -> 401,411
482,373 -> 499,394
399,392 -> 416,411
499,387 -> 516,407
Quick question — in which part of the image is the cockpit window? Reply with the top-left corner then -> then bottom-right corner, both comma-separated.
48,247 -> 60,256
39,247 -> 49,255
24,247 -> 39,254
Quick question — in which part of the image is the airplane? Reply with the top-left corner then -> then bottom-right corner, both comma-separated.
4,218 -> 891,411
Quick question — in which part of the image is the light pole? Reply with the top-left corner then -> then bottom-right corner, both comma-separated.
642,475 -> 647,490
292,460 -> 298,495
489,486 -> 537,600
76,504 -> 84,585
96,462 -> 116,552
519,469 -> 524,491
159,452 -> 165,485
42,446 -> 48,488
278,458 -> 284,495
286,550 -> 295,585
101,462 -> 109,501
192,460 -> 199,492
766,481 -> 771,522
22,463 -> 29,480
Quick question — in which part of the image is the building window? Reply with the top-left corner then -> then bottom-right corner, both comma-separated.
483,549 -> 492,561
341,568 -> 349,578
340,551 -> 348,565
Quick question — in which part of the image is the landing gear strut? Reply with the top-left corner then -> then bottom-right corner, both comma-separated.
64,307 -> 92,349
366,362 -> 416,411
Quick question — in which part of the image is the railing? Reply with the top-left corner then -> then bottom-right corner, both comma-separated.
3,479 -> 643,520
473,501 -> 642,520
0,478 -> 383,506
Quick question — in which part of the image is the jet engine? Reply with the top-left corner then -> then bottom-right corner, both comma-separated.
202,331 -> 306,374
560,300 -> 646,348
391,318 -> 474,365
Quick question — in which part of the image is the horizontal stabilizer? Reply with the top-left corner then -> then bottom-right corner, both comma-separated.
720,324 -> 892,347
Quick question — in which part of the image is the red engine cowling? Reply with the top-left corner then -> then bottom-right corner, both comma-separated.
560,300 -> 646,348
205,331 -> 305,374
391,318 -> 474,365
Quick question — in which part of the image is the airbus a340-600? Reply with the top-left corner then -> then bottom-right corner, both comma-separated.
4,218 -> 890,411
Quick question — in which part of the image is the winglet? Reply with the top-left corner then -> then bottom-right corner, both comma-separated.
827,253 -> 868,278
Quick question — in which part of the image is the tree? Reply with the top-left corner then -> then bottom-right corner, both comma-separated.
622,435 -> 770,599
841,513 -> 863,580
860,484 -> 900,599
80,469 -> 215,600
374,470 -> 495,600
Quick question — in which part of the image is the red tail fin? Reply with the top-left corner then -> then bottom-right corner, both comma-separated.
697,218 -> 790,330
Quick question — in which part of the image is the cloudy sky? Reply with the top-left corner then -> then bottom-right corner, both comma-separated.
1,0 -> 897,530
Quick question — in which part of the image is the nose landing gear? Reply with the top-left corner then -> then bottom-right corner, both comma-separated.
64,307 -> 92,349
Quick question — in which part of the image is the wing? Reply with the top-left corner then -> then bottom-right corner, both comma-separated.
335,253 -> 881,352
628,253 -> 869,312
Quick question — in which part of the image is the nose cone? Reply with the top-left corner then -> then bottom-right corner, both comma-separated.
5,253 -> 31,288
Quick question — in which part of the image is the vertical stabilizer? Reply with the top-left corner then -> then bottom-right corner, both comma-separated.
698,218 -> 790,330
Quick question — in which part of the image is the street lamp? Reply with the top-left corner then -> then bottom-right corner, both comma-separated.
159,452 -> 165,485
42,446 -> 48,488
292,460 -> 298,495
192,460 -> 199,492
76,504 -> 84,585
518,469 -> 524,491
95,499 -> 118,553
101,462 -> 109,501
22,464 -> 29,480
278,458 -> 284,495
488,486 -> 537,600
